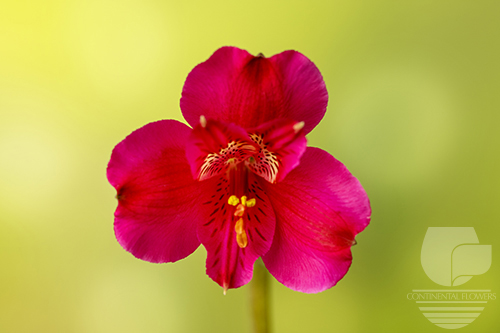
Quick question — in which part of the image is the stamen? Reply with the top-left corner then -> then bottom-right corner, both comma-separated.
293,121 -> 305,133
245,198 -> 256,207
228,195 -> 240,206
234,203 -> 245,217
236,231 -> 248,248
226,195 -> 257,249
200,115 -> 207,128
234,218 -> 244,234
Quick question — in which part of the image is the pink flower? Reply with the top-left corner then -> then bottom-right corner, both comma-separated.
107,47 -> 371,293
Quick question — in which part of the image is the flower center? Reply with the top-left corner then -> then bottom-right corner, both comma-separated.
198,140 -> 256,181
187,118 -> 307,251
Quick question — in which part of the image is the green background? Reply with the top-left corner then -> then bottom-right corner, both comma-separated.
1,1 -> 499,332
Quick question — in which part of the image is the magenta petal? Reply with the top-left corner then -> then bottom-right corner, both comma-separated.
107,120 -> 202,263
197,173 -> 276,290
180,46 -> 328,134
261,147 -> 371,293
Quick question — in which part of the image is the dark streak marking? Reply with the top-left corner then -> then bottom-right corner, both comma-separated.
203,217 -> 216,226
212,257 -> 220,268
247,228 -> 253,242
258,207 -> 267,216
210,207 -> 220,217
215,243 -> 222,256
255,228 -> 266,241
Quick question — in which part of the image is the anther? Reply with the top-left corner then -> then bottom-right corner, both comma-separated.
234,218 -> 244,234
245,198 -> 256,207
293,121 -> 305,133
200,115 -> 207,128
234,203 -> 245,217
236,231 -> 248,248
228,195 -> 240,206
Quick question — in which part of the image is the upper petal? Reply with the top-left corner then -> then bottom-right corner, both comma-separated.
248,118 -> 307,183
180,46 -> 328,134
107,120 -> 202,263
261,147 -> 371,293
186,118 -> 307,184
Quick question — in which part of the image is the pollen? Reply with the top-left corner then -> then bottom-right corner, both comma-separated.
228,195 -> 256,209
240,195 -> 256,207
228,195 -> 240,206
245,198 -> 256,207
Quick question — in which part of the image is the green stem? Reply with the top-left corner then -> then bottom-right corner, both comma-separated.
250,258 -> 270,333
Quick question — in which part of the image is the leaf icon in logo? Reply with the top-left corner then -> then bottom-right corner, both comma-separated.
452,244 -> 492,286
421,227 -> 491,286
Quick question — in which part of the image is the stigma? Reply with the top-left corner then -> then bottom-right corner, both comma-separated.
227,195 -> 256,248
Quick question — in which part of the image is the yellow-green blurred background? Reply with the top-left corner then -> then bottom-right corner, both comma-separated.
1,1 -> 499,332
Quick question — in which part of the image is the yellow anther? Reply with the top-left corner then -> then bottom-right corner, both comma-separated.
241,196 -> 247,206
234,218 -> 244,235
234,203 -> 245,217
200,115 -> 207,128
293,121 -> 305,133
245,198 -> 256,207
236,231 -> 248,248
228,195 -> 240,206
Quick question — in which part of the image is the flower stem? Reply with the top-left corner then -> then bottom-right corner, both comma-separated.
250,258 -> 270,333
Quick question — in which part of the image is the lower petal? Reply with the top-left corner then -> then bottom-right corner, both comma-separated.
261,147 -> 371,293
197,171 -> 276,291
107,120 -> 202,263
